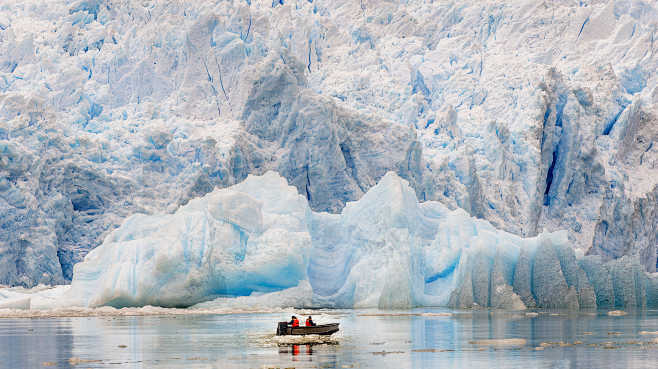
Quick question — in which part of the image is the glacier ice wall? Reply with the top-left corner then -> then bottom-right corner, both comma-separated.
1,0 -> 657,286
57,172 -> 656,310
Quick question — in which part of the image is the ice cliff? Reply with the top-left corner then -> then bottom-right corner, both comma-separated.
0,0 -> 657,287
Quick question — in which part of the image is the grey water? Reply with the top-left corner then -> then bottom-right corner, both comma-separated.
1,309 -> 657,368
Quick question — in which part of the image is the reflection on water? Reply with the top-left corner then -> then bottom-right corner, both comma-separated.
279,344 -> 314,361
0,309 -> 657,368
0,318 -> 73,368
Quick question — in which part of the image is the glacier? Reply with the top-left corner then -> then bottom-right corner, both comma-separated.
4,171 -> 655,311
0,0 -> 657,290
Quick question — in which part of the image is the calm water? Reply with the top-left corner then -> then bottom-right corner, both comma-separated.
1,309 -> 657,368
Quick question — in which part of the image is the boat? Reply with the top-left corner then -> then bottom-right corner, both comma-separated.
276,322 -> 340,336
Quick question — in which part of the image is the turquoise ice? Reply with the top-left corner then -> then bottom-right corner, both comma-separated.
61,172 -> 657,310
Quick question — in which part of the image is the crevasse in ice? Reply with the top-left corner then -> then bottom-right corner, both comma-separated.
57,172 -> 656,310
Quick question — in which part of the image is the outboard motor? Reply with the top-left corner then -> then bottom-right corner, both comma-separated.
276,322 -> 288,336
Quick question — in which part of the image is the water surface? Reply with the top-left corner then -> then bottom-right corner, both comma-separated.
1,309 -> 657,368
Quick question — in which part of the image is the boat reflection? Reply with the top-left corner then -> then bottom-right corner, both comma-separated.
278,344 -> 314,360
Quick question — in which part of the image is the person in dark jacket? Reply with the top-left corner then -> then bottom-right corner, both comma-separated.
288,316 -> 300,327
305,316 -> 316,327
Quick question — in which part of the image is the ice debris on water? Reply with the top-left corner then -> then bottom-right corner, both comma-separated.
272,333 -> 341,346
2,172 -> 655,311
469,339 -> 527,347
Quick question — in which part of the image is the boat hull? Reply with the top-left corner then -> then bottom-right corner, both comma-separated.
276,322 -> 339,336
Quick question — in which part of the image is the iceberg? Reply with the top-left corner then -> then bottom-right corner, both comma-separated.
5,171 -> 654,311
67,172 -> 312,307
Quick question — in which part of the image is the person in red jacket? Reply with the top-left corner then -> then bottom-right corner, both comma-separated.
288,316 -> 299,327
305,316 -> 316,327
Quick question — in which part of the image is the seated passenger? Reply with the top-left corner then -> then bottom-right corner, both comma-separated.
305,316 -> 316,327
288,315 -> 299,327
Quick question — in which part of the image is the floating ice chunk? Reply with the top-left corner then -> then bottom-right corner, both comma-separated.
0,285 -> 71,310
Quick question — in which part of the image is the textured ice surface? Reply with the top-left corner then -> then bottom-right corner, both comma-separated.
1,0 -> 657,286
3,172 -> 654,310
67,172 -> 312,307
